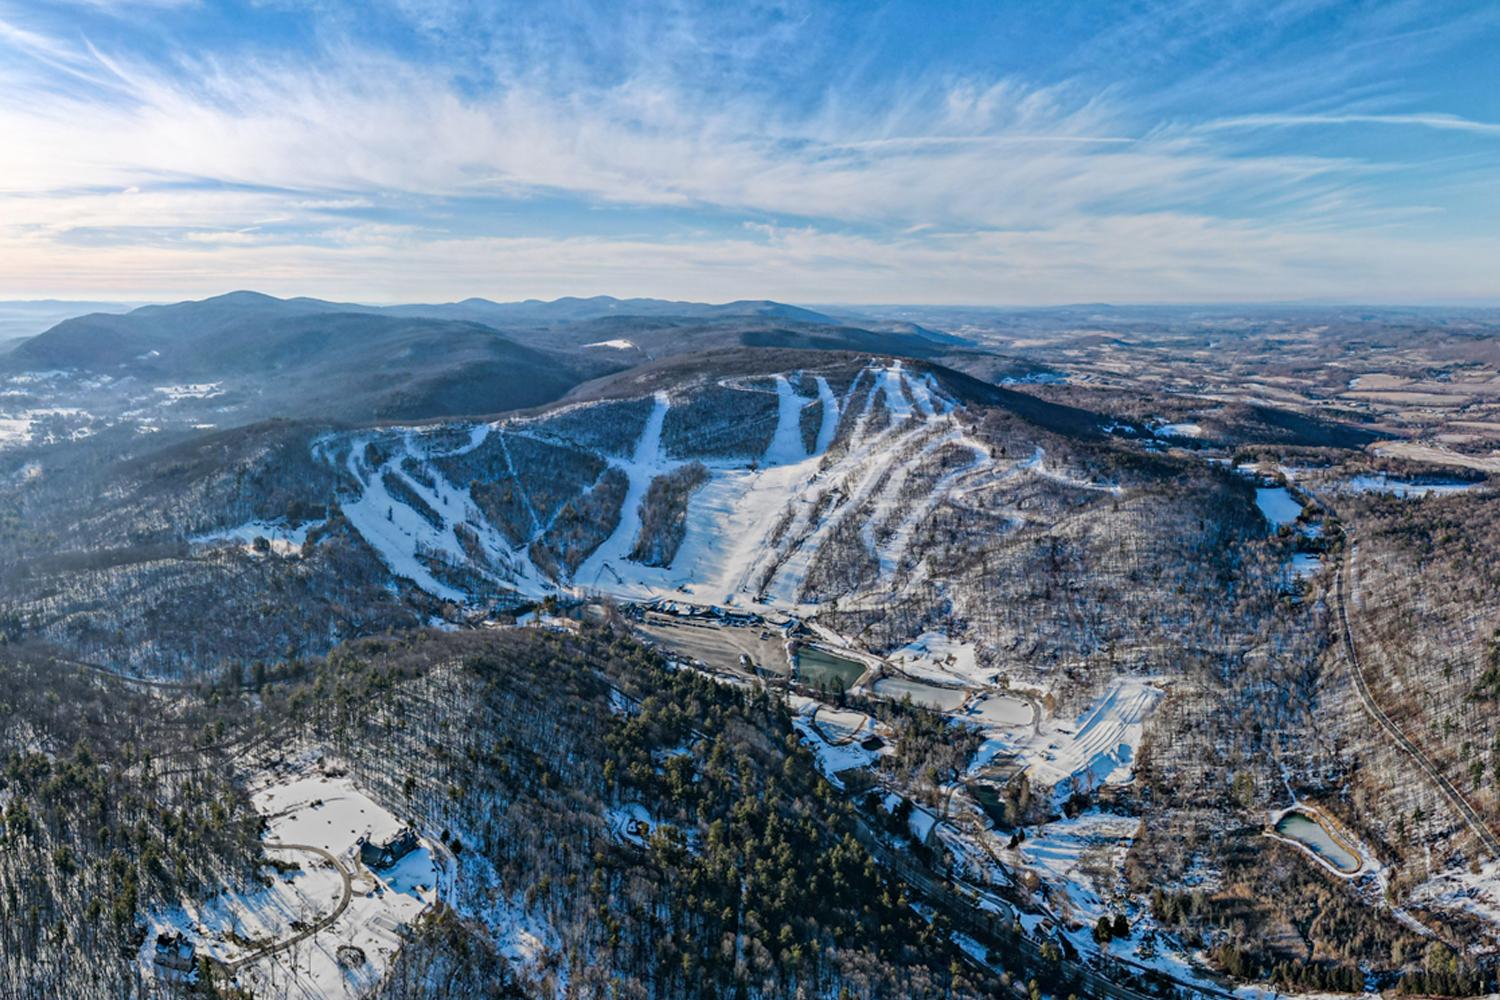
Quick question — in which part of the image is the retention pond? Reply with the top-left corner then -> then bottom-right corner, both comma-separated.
796,647 -> 866,692
1274,809 -> 1360,874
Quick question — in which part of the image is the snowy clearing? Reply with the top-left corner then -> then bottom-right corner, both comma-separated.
191,518 -> 324,556
1016,811 -> 1140,926
886,632 -> 988,686
1346,473 -> 1483,497
971,678 -> 1163,804
140,769 -> 446,998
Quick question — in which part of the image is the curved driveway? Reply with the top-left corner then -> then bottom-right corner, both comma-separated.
224,842 -> 354,972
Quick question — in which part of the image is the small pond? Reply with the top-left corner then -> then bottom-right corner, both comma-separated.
873,677 -> 968,711
796,647 -> 866,691
1255,487 -> 1303,530
1274,809 -> 1360,873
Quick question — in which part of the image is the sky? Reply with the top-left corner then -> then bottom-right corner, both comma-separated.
0,0 -> 1496,305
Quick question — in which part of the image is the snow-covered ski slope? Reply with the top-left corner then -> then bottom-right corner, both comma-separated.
321,359 -> 1068,610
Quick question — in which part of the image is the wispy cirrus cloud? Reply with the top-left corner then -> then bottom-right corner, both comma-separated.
0,0 -> 1495,302
1205,112 -> 1500,136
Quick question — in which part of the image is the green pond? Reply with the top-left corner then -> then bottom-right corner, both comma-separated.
971,783 -> 1010,828
1275,810 -> 1359,873
797,647 -> 865,690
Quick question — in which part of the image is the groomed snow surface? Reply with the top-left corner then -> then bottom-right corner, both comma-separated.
971,677 -> 1163,806
327,361 -> 1014,614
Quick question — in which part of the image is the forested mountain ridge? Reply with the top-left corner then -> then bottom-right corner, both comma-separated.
4,298 -> 1500,998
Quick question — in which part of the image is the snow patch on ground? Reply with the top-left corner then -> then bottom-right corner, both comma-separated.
887,632 -> 987,686
155,382 -> 224,401
582,338 -> 636,350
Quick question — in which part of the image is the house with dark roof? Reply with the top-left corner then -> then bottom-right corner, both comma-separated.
359,828 -> 419,869
153,931 -> 195,972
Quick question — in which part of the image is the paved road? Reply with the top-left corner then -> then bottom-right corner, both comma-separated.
1334,544 -> 1500,858
224,842 -> 354,972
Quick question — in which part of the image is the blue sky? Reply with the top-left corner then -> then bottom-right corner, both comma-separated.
0,0 -> 1496,304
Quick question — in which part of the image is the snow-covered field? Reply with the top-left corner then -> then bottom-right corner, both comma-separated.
154,382 -> 224,401
1346,473 -> 1483,497
0,414 -> 28,446
0,406 -> 87,449
790,697 -> 887,786
1015,811 -> 1140,925
812,705 -> 876,743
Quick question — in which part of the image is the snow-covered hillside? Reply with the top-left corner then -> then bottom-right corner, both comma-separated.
322,359 -> 1046,611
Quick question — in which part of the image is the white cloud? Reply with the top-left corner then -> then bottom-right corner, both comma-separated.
0,4 -> 1493,301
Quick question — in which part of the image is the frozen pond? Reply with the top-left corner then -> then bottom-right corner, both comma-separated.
1255,487 -> 1302,530
874,677 -> 968,711
970,693 -> 1034,727
1348,474 -> 1482,498
1274,810 -> 1359,873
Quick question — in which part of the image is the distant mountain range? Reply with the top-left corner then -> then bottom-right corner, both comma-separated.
0,298 -> 138,349
0,291 -> 973,423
